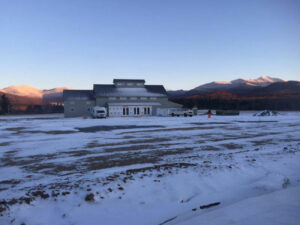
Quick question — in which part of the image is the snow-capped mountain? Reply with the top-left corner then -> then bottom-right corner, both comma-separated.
167,76 -> 286,98
193,76 -> 285,92
1,85 -> 44,98
0,85 -> 70,102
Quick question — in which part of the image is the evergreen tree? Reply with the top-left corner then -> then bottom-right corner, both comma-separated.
1,94 -> 10,114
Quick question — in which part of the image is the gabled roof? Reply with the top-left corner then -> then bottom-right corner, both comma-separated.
93,84 -> 167,97
145,85 -> 167,95
93,84 -> 115,96
63,90 -> 94,101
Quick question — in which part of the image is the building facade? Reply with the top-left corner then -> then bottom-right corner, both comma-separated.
63,79 -> 182,117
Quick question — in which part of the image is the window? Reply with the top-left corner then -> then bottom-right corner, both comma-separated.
137,83 -> 143,86
109,97 -> 117,100
133,107 -> 140,115
130,97 -> 137,100
123,107 -> 129,116
120,97 -> 127,100
144,107 -> 151,115
127,83 -> 133,86
140,97 -> 147,100
150,97 -> 157,100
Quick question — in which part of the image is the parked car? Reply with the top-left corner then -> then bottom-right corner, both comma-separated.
170,109 -> 193,117
92,106 -> 107,118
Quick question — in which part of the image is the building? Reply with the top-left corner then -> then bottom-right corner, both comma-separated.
63,79 -> 182,117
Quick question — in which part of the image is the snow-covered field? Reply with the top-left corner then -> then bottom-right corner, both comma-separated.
0,112 -> 300,225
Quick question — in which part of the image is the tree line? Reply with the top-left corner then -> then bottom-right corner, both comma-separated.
170,97 -> 300,111
0,94 -> 64,115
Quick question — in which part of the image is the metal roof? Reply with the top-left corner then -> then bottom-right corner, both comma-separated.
63,90 -> 94,101
64,80 -> 168,100
93,85 -> 167,97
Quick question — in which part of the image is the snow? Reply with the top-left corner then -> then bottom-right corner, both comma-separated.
0,112 -> 300,225
214,81 -> 231,85
1,85 -> 44,98
194,76 -> 285,91
111,87 -> 165,97
0,85 -> 69,98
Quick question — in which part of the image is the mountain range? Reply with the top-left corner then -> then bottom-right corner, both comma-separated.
1,75 -> 299,111
167,76 -> 287,97
0,85 -> 69,106
168,76 -> 300,110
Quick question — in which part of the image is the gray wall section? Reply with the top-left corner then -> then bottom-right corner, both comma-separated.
64,97 -> 181,117
64,100 -> 95,118
96,97 -> 108,106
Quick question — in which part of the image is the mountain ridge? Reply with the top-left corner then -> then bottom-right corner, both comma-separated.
168,76 -> 287,97
0,85 -> 70,98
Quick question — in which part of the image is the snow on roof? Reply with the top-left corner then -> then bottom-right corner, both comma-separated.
94,85 -> 167,97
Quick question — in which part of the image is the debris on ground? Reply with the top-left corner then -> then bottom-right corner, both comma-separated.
253,110 -> 279,116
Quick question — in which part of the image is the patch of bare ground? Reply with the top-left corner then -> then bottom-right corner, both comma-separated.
0,179 -> 21,185
0,152 -> 58,167
5,127 -> 26,134
104,142 -> 181,153
85,137 -> 171,149
60,150 -> 94,157
24,130 -> 76,135
83,147 -> 194,172
190,122 -> 232,125
5,127 -> 77,135
24,162 -> 78,175
278,138 -> 300,142
220,143 -> 243,150
251,139 -> 274,146
210,132 -> 281,142
125,163 -> 197,175
76,125 -> 164,133
0,117 -> 61,122
15,147 -> 193,175
0,142 -> 11,146
234,120 -> 278,123
200,145 -> 220,151
121,126 -> 225,134
288,123 -> 300,127
104,144 -> 155,153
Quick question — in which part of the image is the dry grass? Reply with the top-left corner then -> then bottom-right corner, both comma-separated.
121,126 -> 225,134
220,143 -> 243,150
86,137 -> 171,149
251,139 -> 274,146
200,145 -> 220,151
76,125 -> 164,133
0,142 -> 11,146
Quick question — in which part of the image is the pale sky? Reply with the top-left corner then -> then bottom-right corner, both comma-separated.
0,0 -> 299,90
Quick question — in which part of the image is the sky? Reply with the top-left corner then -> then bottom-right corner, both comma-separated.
0,0 -> 299,90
